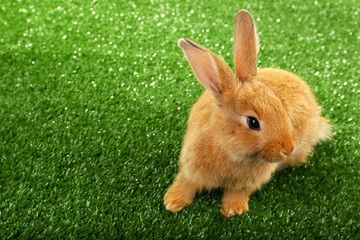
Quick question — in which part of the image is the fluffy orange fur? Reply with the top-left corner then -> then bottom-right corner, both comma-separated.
164,10 -> 331,217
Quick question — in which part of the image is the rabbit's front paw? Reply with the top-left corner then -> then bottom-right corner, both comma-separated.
221,203 -> 248,217
221,188 -> 251,217
164,175 -> 197,213
164,194 -> 188,213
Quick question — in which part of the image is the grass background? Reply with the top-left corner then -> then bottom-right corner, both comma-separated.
1,0 -> 359,238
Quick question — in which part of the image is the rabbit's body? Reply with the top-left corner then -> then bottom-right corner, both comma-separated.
164,10 -> 330,217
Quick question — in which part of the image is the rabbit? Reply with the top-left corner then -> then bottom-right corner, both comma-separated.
164,10 -> 331,217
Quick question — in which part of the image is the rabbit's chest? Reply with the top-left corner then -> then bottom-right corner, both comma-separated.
215,160 -> 278,190
188,158 -> 277,190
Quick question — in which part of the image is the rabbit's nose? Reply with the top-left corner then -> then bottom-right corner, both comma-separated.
281,140 -> 295,156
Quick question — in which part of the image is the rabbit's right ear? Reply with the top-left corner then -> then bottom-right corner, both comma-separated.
234,10 -> 259,81
178,38 -> 235,97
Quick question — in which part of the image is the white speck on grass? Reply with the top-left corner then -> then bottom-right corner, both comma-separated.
62,35 -> 67,39
19,8 -> 28,13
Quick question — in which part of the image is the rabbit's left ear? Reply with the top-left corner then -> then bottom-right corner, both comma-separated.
178,38 -> 236,97
234,10 -> 259,81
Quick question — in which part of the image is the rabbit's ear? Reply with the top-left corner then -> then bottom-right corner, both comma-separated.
178,38 -> 235,97
234,10 -> 259,81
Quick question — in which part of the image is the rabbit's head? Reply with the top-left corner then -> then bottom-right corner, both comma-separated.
178,10 -> 295,162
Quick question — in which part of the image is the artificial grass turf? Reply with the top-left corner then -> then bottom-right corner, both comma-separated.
0,0 -> 359,238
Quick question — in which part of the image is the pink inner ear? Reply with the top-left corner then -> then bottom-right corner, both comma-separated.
181,45 -> 221,95
208,74 -> 221,94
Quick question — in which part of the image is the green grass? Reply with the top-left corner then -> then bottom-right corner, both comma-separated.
1,0 -> 359,238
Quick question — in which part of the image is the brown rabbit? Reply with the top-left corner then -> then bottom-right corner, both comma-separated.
164,10 -> 331,217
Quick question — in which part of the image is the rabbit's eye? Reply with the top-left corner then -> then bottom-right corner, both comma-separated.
247,116 -> 260,131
